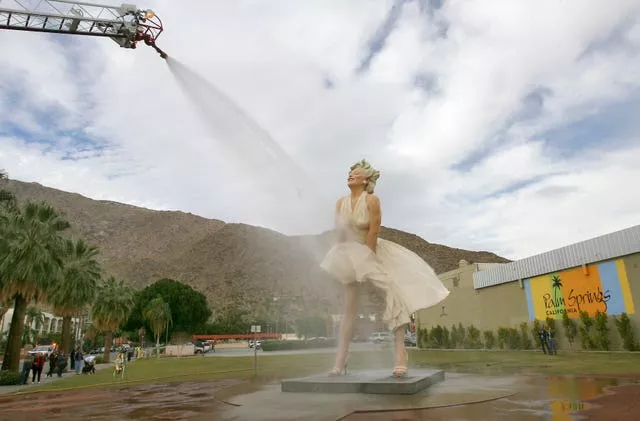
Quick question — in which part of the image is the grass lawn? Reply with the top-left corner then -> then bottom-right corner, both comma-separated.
409,350 -> 640,376
11,349 -> 640,394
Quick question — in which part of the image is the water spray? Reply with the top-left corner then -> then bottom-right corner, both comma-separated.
0,0 -> 168,59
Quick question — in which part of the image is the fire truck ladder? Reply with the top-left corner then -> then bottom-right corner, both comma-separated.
0,0 -> 166,57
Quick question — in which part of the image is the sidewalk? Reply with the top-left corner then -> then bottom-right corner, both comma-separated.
0,362 -> 112,395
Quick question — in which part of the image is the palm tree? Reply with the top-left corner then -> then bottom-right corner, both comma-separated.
0,201 -> 69,371
0,169 -> 15,206
47,239 -> 101,354
91,276 -> 134,363
0,169 -> 16,297
83,324 -> 100,351
22,306 -> 44,346
0,297 -> 12,335
551,275 -> 563,303
143,296 -> 172,359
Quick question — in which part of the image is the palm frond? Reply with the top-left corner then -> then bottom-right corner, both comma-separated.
91,276 -> 135,333
0,201 -> 69,302
143,296 -> 172,338
48,239 -> 102,317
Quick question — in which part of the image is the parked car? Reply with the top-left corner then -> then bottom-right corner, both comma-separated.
193,340 -> 212,354
368,332 -> 392,343
404,333 -> 417,347
28,345 -> 54,357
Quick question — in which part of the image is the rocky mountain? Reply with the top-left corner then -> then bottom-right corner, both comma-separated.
4,179 -> 510,316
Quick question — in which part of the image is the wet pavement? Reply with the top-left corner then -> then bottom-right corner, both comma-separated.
0,372 -> 637,420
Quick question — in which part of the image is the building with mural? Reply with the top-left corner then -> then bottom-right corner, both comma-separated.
417,225 -> 639,346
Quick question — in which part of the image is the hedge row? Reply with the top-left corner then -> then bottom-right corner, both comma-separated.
418,312 -> 638,351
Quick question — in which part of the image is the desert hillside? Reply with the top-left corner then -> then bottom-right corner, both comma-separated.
5,179 -> 510,316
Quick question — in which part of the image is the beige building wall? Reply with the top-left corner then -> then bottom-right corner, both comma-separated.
417,253 -> 640,349
417,260 -> 529,333
622,253 -> 640,331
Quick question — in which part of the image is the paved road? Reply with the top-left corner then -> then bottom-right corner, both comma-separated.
204,342 -> 405,357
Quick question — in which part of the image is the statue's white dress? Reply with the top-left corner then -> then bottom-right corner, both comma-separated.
320,192 -> 450,331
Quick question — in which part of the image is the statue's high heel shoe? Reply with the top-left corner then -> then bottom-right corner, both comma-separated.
328,356 -> 349,376
392,352 -> 408,378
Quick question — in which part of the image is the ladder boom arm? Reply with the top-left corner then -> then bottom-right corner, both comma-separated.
0,0 -> 165,56
0,8 -> 134,39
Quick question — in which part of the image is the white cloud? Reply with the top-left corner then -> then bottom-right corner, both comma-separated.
1,0 -> 639,260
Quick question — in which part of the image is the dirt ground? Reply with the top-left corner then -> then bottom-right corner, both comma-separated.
579,383 -> 640,421
0,379 -> 244,421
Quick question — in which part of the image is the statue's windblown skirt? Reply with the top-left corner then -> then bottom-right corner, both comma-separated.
321,239 -> 450,330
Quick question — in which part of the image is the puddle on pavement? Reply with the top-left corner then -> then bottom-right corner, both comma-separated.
0,373 -> 634,421
341,375 -> 635,421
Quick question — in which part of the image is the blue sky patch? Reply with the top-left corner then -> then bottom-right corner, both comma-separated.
540,94 -> 640,158
356,0 -> 406,74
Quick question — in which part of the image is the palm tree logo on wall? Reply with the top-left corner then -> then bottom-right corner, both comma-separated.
551,275 -> 563,306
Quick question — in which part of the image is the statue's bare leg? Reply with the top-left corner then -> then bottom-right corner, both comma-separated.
330,283 -> 358,375
392,323 -> 409,377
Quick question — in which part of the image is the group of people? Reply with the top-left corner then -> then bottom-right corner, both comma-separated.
20,353 -> 45,384
538,327 -> 558,355
20,348 -> 69,384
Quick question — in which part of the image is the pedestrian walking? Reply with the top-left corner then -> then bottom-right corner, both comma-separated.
538,329 -> 549,354
20,356 -> 34,385
75,350 -> 84,374
545,327 -> 557,355
32,354 -> 44,383
46,351 -> 57,377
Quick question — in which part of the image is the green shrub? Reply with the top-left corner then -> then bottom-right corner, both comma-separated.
428,326 -> 442,348
531,319 -> 543,348
0,370 -> 21,386
450,324 -> 460,348
510,328 -> 522,349
498,327 -> 521,349
442,327 -> 451,348
613,313 -> 639,351
519,323 -> 533,349
464,325 -> 482,349
561,312 -> 578,349
483,331 -> 496,349
497,328 -> 508,349
94,356 -> 106,364
454,323 -> 466,348
579,311 -> 596,350
417,328 -> 429,348
593,311 -> 610,351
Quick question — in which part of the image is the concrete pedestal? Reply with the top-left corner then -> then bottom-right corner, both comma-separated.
281,369 -> 444,395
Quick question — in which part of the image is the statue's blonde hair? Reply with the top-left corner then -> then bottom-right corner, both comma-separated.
350,159 -> 380,194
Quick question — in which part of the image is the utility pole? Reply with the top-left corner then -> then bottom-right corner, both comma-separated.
251,324 -> 261,378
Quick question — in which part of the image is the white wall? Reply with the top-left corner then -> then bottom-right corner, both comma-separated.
0,308 -> 81,339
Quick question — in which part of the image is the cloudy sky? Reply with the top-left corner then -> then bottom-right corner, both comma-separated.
1,0 -> 639,260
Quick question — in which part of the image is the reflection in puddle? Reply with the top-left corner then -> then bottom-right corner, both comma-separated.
493,376 -> 625,421
342,375 -> 632,421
